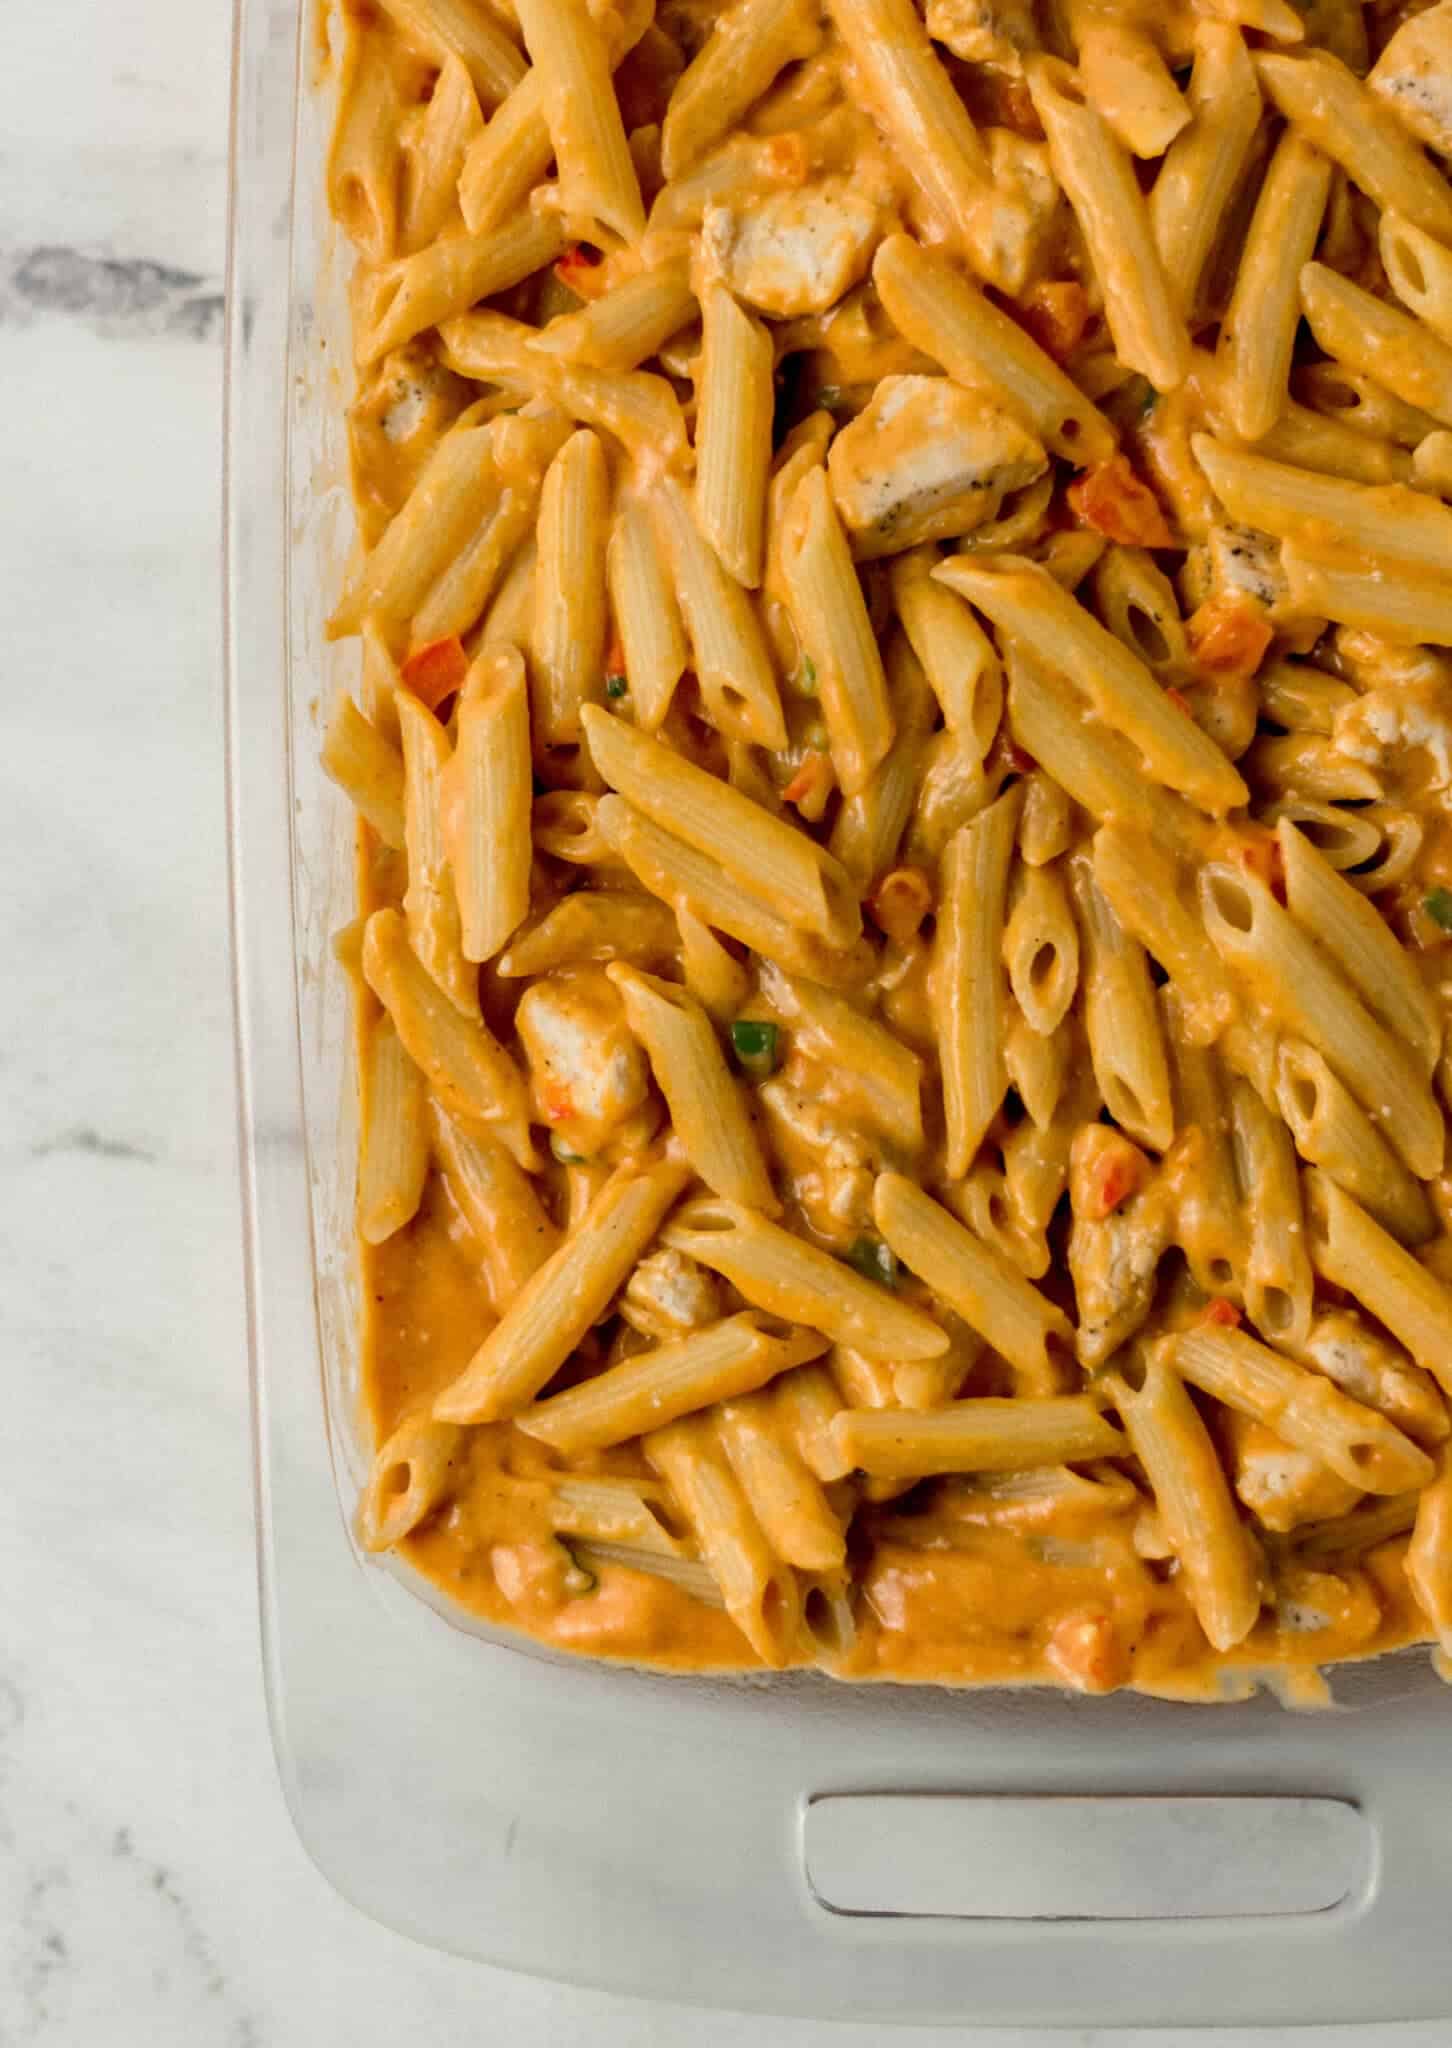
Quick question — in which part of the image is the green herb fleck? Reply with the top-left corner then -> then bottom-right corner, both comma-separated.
605,671 -> 629,699
847,1236 -> 898,1290
730,1018 -> 780,1074
816,385 -> 843,413
798,653 -> 818,694
1424,887 -> 1452,932
550,1132 -> 588,1164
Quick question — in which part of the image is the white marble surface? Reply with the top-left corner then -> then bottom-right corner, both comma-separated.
2,3 -> 1448,2043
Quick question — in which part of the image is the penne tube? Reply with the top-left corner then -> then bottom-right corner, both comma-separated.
873,235 -> 1115,465
481,532 -> 536,647
1256,662 -> 1356,736
1406,1453 -> 1452,1656
1005,653 -> 1208,860
1228,1076 -> 1313,1350
774,1363 -> 853,1483
650,477 -> 786,748
1199,863 -> 1443,1177
606,494 -> 689,732
607,964 -> 778,1211
1155,1323 -> 1435,1496
362,910 -> 538,1166
533,258 -> 696,371
1025,55 -> 1189,393
458,71 -> 555,237
1295,1310 -> 1449,1452
1018,772 -> 1072,870
572,1541 -> 726,1609
1004,1008 -> 1072,1131
1244,733 -> 1382,807
939,555 -> 1247,816
329,421 -> 496,635
644,1415 -> 800,1664
1304,1173 -> 1452,1398
434,1152 -> 691,1422
1092,547 -> 1189,680
358,1410 -> 466,1550
1148,24 -> 1262,318
828,638 -> 938,887
1162,988 -> 1244,1300
1295,361 -> 1442,450
397,691 -> 478,1016
1291,1493 -> 1420,1565
779,466 -> 894,798
1106,1362 -> 1263,1651
934,787 -> 1022,1177
1216,135 -> 1331,442
1070,853 -> 1174,1154
513,0 -> 645,243
890,552 -> 1003,758
582,707 -> 859,944
715,1394 -> 847,1571
873,1172 -> 1072,1393
1093,825 -> 1235,1045
596,796 -> 871,987
377,0 -> 525,107
661,0 -> 819,179
759,962 -> 924,1153
496,892 -> 679,977
430,1101 -> 560,1309
358,1015 -> 430,1245
662,1194 -> 950,1362
1256,49 -> 1452,247
530,789 -> 612,866
400,54 -> 484,254
357,207 -> 565,365
519,1309 -> 828,1454
533,428 -> 610,744
1259,800 -> 1381,875
676,907 -> 750,1024
359,616 -> 401,738
1194,435 -> 1452,578
1078,24 -> 1188,157
328,23 -> 402,265
832,1397 -> 1124,1479
694,281 -> 773,588
322,691 -> 406,849
413,408 -> 568,646
547,1473 -> 695,1556
1300,262 -> 1452,429
441,644 -> 532,963
1275,1041 -> 1435,1248
1277,820 -> 1440,1075
1002,862 -> 1079,1039
1380,212 -> 1452,352
1279,541 -> 1452,647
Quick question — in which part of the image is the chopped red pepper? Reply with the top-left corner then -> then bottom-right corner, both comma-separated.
401,634 -> 469,711
1067,456 -> 1174,548
554,244 -> 609,300
1233,824 -> 1286,900
539,1082 -> 575,1124
1072,1127 -> 1151,1220
1199,1297 -> 1243,1329
781,750 -> 832,811
1165,687 -> 1192,716
1186,597 -> 1273,684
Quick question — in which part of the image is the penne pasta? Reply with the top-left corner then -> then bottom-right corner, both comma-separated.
441,644 -> 532,963
358,1411 -> 466,1551
833,1398 -> 1124,1480
1070,853 -> 1174,1154
778,467 -> 893,798
322,691 -> 406,849
358,1014 -> 430,1245
605,493 -> 689,732
662,0 -> 820,179
431,1101 -> 561,1309
694,282 -> 774,588
650,477 -> 786,748
1275,1041 -> 1435,1249
533,428 -> 610,745
1304,1173 -> 1452,1398
934,788 -> 1022,1177
1148,25 -> 1262,318
513,0 -> 645,243
376,0 -> 525,107
1228,1076 -> 1314,1350
715,1394 -> 846,1571
397,691 -> 478,1016
1216,135 -> 1331,442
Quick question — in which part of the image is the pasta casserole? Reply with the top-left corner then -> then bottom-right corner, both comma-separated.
320,0 -> 1452,1695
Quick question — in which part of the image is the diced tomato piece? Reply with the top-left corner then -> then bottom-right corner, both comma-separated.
1199,1297 -> 1243,1329
1187,597 -> 1273,684
401,634 -> 469,711
781,750 -> 833,810
1233,824 -> 1286,900
554,244 -> 609,301
539,1082 -> 575,1124
1066,456 -> 1174,548
867,866 -> 934,944
1072,1127 -> 1150,1220
1014,281 -> 1092,363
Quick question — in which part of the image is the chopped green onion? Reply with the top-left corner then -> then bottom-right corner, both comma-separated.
605,671 -> 628,699
730,1018 -> 779,1073
798,653 -> 818,693
816,385 -> 843,413
1424,887 -> 1452,932
847,1236 -> 898,1289
550,1132 -> 588,1164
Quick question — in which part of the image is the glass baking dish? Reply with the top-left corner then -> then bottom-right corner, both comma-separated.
224,0 -> 1452,2020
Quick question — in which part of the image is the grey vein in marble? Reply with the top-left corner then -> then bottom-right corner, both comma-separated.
0,246 -> 224,341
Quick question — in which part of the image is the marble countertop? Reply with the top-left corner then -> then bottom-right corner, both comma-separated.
3,2 -> 1447,2042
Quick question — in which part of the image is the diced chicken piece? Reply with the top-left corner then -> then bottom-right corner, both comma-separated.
1043,1608 -> 1130,1694
978,129 -> 1061,294
1295,1310 -> 1451,1450
515,967 -> 650,1158
1224,1413 -> 1363,1535
347,341 -> 472,534
1331,624 -> 1452,695
702,178 -> 883,319
1370,1 -> 1452,156
619,1246 -> 724,1342
1069,1177 -> 1174,1368
1180,522 -> 1288,619
926,0 -> 1037,70
1333,681 -> 1452,791
827,374 -> 1047,558
1270,1565 -> 1382,1649
758,1075 -> 882,1243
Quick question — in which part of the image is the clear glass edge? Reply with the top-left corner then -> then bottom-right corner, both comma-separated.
221,0 -> 1452,2020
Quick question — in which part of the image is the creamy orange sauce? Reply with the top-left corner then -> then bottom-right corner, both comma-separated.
331,0 -> 1452,1696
